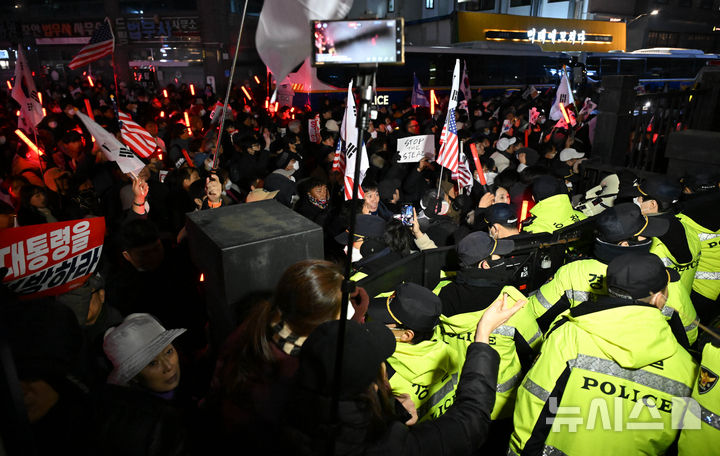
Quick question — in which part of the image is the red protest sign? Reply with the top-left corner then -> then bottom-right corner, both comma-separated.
1,217 -> 105,299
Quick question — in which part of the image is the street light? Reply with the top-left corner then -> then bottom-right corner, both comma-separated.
628,10 -> 660,23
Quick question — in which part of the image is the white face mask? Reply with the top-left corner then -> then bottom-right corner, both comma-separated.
370,131 -> 377,139
484,172 -> 497,186
292,161 -> 300,171
438,200 -> 450,216
199,109 -> 206,117
633,197 -> 643,210
225,179 -> 233,190
343,245 -> 363,262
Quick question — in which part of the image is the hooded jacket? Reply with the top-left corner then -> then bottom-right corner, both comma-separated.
509,296 -> 698,456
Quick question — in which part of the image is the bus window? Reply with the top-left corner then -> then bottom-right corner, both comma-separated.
619,59 -> 645,76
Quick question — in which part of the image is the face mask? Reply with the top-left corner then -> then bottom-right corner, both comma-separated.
438,200 -> 450,216
199,109 -> 206,117
484,172 -> 497,186
633,197 -> 643,210
292,161 -> 300,171
351,247 -> 363,262
370,131 -> 377,139
225,179 -> 233,190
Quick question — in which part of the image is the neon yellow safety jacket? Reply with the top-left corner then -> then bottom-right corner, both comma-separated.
527,258 -> 698,345
678,343 -> 720,454
387,337 -> 463,423
678,213 -> 720,301
522,194 -> 586,234
435,286 -> 542,419
650,216 -> 702,294
509,297 -> 698,455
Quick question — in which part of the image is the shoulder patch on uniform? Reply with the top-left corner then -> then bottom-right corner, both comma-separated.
699,366 -> 718,394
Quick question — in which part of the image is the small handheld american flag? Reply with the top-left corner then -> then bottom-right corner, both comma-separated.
437,108 -> 459,174
68,18 -> 115,70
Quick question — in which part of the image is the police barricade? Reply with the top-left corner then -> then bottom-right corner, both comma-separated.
356,246 -> 458,298
356,218 -> 596,298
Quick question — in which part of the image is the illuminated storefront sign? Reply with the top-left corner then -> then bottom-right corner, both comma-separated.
457,12 -> 626,52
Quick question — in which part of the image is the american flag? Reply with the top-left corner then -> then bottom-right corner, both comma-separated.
118,111 -> 156,158
68,18 -> 115,69
437,108 -> 459,173
453,148 -> 473,192
331,139 -> 345,174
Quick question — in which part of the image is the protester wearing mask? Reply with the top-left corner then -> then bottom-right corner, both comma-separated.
417,188 -> 458,247
525,203 -> 697,345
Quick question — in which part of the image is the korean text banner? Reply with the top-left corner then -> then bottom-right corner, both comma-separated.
1,217 -> 105,299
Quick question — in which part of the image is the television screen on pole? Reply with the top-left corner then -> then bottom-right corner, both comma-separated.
311,19 -> 404,66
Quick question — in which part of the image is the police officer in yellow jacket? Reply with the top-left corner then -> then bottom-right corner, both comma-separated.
367,283 -> 462,423
527,203 -> 698,345
509,253 -> 698,455
677,185 -> 720,323
678,335 -> 720,454
628,176 -> 702,294
522,175 -> 586,234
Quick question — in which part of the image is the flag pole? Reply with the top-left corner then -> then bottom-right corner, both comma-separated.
328,65 -> 375,456
211,0 -> 249,172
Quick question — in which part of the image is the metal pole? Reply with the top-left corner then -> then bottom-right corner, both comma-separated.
211,0 -> 249,171
328,66 -> 375,456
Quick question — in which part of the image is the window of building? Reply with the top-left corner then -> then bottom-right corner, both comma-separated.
425,0 -> 434,8
647,31 -> 680,47
510,0 -> 531,6
388,0 -> 395,12
547,0 -> 568,3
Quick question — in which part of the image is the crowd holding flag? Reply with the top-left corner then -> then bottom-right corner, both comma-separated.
12,49 -> 44,135
333,82 -> 369,200
118,111 -> 157,159
411,73 -> 430,108
209,101 -> 225,125
454,145 -> 474,192
549,67 -> 574,121
436,59 -> 461,174
76,111 -> 145,176
67,18 -> 115,70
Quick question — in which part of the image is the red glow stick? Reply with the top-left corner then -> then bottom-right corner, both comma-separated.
15,129 -> 43,156
87,76 -> 94,87
241,86 -> 252,100
469,143 -> 486,186
190,84 -> 195,96
84,99 -> 94,120
184,112 -> 192,135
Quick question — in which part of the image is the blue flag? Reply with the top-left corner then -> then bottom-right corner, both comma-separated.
411,73 -> 430,108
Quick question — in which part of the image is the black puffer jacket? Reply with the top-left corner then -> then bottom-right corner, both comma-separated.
286,343 -> 500,456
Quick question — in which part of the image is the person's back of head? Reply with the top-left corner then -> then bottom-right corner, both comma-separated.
119,219 -> 164,271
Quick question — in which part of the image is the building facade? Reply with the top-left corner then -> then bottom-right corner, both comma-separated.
1,0 -> 264,93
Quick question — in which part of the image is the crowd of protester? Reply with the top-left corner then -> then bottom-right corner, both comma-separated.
1,72 -> 719,455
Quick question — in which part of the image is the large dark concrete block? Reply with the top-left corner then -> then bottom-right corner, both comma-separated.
185,200 -> 324,346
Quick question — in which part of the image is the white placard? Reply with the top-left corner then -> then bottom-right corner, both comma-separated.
397,135 -> 435,163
